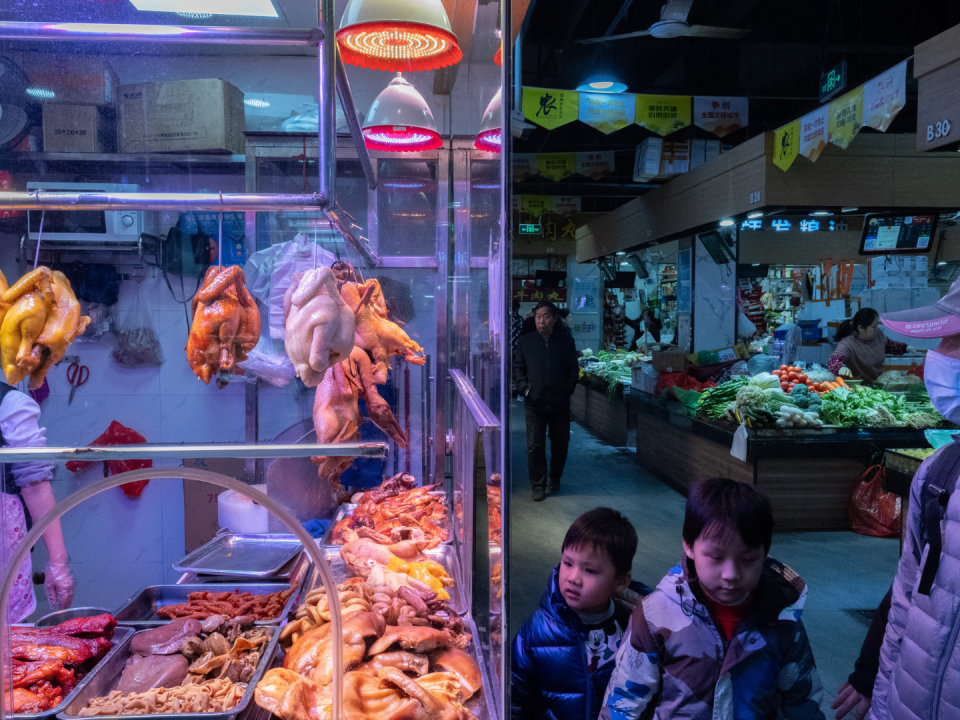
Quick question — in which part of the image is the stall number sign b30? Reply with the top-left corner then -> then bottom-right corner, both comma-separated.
927,120 -> 951,142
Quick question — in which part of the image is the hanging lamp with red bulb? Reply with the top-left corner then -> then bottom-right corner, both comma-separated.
337,0 -> 462,72
363,73 -> 443,152
474,88 -> 501,153
494,41 -> 502,66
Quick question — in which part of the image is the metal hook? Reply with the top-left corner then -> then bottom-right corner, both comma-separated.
33,210 -> 45,270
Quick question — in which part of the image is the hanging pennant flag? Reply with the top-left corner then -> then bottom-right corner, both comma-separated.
863,60 -> 907,132
536,153 -> 577,182
773,120 -> 801,172
578,92 -> 635,134
799,106 -> 829,162
520,195 -> 552,217
575,151 -> 615,179
551,196 -> 581,216
693,96 -> 749,137
513,153 -> 537,182
636,94 -> 691,136
522,87 -> 579,130
828,86 -> 863,150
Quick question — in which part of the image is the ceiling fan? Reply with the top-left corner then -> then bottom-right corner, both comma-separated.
578,0 -> 749,44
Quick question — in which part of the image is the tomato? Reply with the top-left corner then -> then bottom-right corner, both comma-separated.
781,383 -> 790,391
787,373 -> 798,381
781,365 -> 789,371
797,374 -> 808,383
773,370 -> 782,377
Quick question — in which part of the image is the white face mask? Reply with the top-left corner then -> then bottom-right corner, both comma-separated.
924,350 -> 960,423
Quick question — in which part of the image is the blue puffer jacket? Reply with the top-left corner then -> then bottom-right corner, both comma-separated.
511,567 -> 648,720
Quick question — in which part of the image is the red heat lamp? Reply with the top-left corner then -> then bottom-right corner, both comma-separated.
337,0 -> 461,72
494,42 -> 501,66
362,74 -> 442,152
474,88 -> 502,153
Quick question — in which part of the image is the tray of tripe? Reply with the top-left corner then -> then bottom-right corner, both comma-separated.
173,534 -> 303,578
57,620 -> 280,720
324,542 -> 466,615
13,624 -> 134,720
113,581 -> 303,628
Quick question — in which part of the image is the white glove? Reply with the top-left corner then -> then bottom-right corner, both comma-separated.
45,558 -> 76,611
839,367 -> 854,379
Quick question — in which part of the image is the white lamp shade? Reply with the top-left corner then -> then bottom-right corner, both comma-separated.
475,88 -> 502,152
363,74 -> 442,152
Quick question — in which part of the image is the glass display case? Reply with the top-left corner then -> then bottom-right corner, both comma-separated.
0,0 -> 509,717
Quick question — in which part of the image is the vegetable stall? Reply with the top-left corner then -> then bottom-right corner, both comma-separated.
572,350 -> 640,447
628,364 -> 944,531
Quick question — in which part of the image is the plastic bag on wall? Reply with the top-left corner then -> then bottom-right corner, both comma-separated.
112,285 -> 164,368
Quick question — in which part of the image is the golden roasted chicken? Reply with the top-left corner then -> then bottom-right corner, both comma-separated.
186,265 -> 260,388
338,277 -> 425,384
0,267 -> 91,389
284,267 -> 358,387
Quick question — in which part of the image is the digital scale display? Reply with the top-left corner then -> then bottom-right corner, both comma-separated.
860,212 -> 939,255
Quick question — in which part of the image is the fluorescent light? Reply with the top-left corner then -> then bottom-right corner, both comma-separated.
841,207 -> 858,212
719,219 -> 734,227
129,0 -> 278,18
616,251 -> 626,255
26,87 -> 55,99
939,262 -> 948,266
176,12 -> 213,19
810,211 -> 831,216
244,98 -> 270,108
576,76 -> 627,94
747,212 -> 763,219
752,263 -> 760,267
49,23 -> 193,35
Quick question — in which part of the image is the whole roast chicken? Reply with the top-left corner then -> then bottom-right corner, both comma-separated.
284,267 -> 358,388
1,267 -> 90,389
186,265 -> 260,388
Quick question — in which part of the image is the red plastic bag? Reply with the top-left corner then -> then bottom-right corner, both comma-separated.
66,421 -> 152,498
848,465 -> 901,538
655,371 -> 717,397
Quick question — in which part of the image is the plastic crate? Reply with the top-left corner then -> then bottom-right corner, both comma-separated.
797,320 -> 821,343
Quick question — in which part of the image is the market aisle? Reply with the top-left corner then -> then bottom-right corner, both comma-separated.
508,400 -> 901,712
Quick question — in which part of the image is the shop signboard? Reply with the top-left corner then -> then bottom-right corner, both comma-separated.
915,25 -> 960,151
578,92 -> 635,134
522,87 -> 579,130
636,94 -> 691,136
863,60 -> 907,132
819,59 -> 847,103
828,86 -> 863,149
773,119 -> 801,172
799,106 -> 829,162
693,96 -> 749,137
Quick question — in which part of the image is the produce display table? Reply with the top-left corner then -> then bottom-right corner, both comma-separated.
572,375 -> 632,447
628,391 -> 928,531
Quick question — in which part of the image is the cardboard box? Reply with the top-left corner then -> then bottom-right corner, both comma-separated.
21,53 -> 119,109
652,348 -> 687,373
634,137 -> 663,182
182,457 -> 247,552
657,140 -> 691,178
119,79 -> 245,154
43,104 -> 116,153
687,343 -> 750,366
690,139 -> 722,170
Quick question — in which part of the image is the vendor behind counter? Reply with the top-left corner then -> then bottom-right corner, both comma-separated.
828,308 -> 908,382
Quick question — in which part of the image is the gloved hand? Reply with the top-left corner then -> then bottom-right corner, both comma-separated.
839,367 -> 854,379
45,558 -> 76,611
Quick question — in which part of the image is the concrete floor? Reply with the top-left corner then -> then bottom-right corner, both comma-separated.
508,399 -> 901,714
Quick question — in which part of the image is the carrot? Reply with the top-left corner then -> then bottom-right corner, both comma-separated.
836,376 -> 846,386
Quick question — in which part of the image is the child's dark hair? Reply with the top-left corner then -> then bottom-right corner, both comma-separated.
562,507 -> 638,576
835,307 -> 879,341
682,478 -> 774,552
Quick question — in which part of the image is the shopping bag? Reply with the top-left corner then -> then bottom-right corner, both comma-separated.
112,284 -> 164,368
848,465 -> 901,538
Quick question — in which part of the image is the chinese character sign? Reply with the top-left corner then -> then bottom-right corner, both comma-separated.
799,106 -> 828,162
693,96 -> 749,137
575,151 -> 615,180
636,94 -> 691,136
551,196 -> 581,216
863,60 -> 906,132
572,278 -> 600,313
828,86 -> 863,150
522,87 -> 579,130
520,195 -> 551,218
773,119 -> 801,172
578,92 -> 635,134
513,153 -> 536,182
535,153 -> 577,182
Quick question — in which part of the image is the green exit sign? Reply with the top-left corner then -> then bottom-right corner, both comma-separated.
819,60 -> 847,103
519,223 -> 542,235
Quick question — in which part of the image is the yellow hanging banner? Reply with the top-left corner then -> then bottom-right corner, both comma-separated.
522,87 -> 579,130
635,94 -> 691,136
536,153 -> 577,182
773,120 -> 801,172
520,195 -> 552,217
828,86 -> 863,150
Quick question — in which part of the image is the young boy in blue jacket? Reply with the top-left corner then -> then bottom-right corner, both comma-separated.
511,507 -> 645,720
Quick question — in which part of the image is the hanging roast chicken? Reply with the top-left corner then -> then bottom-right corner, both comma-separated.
283,267 -> 357,388
333,263 -> 425,384
1,267 -> 91,389
312,347 -> 408,490
186,265 -> 260,388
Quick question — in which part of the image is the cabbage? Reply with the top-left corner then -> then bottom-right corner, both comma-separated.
748,372 -> 780,390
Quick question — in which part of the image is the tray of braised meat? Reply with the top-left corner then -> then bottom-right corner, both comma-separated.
9,614 -> 131,719
112,582 -> 302,628
57,615 -> 279,719
255,577 -> 486,720
320,472 -> 450,547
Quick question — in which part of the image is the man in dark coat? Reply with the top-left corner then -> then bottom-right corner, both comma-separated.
514,300 -> 579,501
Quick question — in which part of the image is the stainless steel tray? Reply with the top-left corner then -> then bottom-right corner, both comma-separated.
318,494 -> 452,547
14,626 -> 134,720
193,551 -> 305,584
113,580 -> 304,628
322,543 -> 466,615
57,624 -> 280,720
173,534 -> 302,578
